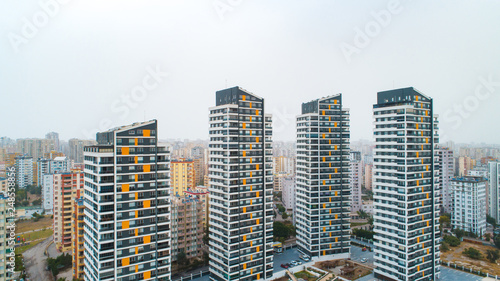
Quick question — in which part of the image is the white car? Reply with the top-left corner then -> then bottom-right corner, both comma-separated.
290,260 -> 298,266
360,258 -> 368,263
296,260 -> 302,265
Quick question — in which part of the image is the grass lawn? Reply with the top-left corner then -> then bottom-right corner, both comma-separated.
17,217 -> 52,233
15,229 -> 53,255
295,271 -> 317,281
16,239 -> 44,255
21,228 -> 53,240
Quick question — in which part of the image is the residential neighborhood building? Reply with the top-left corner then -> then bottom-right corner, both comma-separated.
295,94 -> 351,260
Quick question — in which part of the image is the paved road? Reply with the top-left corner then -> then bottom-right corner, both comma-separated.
23,235 -> 53,281
47,242 -> 58,258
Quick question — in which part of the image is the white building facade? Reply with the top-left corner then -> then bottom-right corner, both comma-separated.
373,88 -> 440,281
282,177 -> 295,211
15,156 -> 33,188
296,94 -> 351,260
489,162 -> 500,221
451,176 -> 487,236
208,87 -> 274,281
49,156 -> 71,173
42,174 -> 54,214
437,147 -> 454,214
83,120 -> 171,281
350,151 -> 362,212
37,158 -> 50,187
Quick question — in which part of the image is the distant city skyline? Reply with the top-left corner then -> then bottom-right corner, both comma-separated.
1,1 -> 500,144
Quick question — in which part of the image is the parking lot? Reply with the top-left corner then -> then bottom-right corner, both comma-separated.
184,244 -> 487,281
273,247 -> 301,273
351,245 -> 374,267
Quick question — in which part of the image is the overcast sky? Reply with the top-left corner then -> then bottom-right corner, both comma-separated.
1,0 -> 499,144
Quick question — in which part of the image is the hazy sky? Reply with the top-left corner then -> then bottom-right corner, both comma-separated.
2,0 -> 500,144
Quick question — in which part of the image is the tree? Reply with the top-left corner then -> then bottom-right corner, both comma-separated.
274,221 -> 291,239
468,231 -> 478,239
282,212 -> 289,220
487,249 -> 500,263
463,247 -> 482,260
177,250 -> 189,266
453,228 -> 467,239
32,212 -> 44,222
488,215 -> 497,227
440,215 -> 451,228
357,210 -> 368,219
27,185 -> 42,195
367,216 -> 374,226
485,233 -> 492,242
488,215 -> 497,228
444,235 -> 460,247
15,189 -> 27,202
276,191 -> 282,201
14,255 -> 24,271
203,252 -> 209,266
494,235 -> 500,249
441,241 -> 450,252
277,204 -> 286,213
352,228 -> 374,240
47,253 -> 72,276
203,226 -> 209,245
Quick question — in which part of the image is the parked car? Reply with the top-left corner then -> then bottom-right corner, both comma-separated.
360,258 -> 368,263
300,254 -> 311,262
296,260 -> 302,265
362,247 -> 367,251
290,260 -> 298,266
281,264 -> 289,269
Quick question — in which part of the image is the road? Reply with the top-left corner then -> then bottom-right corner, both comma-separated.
23,235 -> 53,281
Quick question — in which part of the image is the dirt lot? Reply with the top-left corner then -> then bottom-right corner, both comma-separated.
17,217 -> 52,233
441,241 -> 500,275
27,193 -> 41,204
